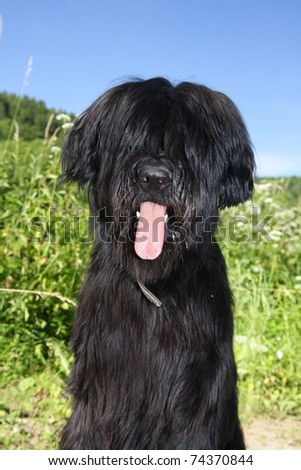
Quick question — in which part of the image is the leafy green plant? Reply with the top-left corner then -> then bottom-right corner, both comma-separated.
0,121 -> 89,380
221,179 -> 301,419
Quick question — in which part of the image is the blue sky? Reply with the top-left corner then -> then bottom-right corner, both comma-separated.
1,0 -> 300,176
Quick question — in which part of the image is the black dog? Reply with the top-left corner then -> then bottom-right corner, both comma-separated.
60,77 -> 255,450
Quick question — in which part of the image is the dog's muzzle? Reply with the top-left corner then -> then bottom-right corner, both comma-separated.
134,160 -> 172,261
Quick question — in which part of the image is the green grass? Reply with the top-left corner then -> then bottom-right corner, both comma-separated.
0,371 -> 69,450
224,179 -> 301,419
0,135 -> 300,449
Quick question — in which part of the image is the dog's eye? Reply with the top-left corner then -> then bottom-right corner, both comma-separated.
139,175 -> 149,183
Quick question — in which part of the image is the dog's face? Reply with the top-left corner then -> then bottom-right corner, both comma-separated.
62,77 -> 255,280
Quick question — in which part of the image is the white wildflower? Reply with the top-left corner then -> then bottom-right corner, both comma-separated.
269,230 -> 283,241
252,265 -> 263,273
50,146 -> 61,155
255,182 -> 272,192
62,122 -> 73,131
276,350 -> 283,360
56,113 -> 72,123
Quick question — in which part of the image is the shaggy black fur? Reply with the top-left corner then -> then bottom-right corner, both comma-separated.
60,77 -> 255,450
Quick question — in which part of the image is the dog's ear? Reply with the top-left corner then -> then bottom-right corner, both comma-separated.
214,92 -> 255,209
61,83 -> 133,187
61,110 -> 100,187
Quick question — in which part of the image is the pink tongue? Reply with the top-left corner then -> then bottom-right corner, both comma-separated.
134,202 -> 167,260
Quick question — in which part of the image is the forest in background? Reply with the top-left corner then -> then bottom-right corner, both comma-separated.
0,92 -> 76,141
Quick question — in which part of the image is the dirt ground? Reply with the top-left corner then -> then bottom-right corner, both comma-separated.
244,417 -> 301,450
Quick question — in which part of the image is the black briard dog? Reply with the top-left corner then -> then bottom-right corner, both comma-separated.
60,77 -> 255,450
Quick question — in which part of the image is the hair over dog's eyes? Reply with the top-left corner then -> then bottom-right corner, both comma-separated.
139,175 -> 149,183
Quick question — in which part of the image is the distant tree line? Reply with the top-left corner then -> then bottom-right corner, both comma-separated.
0,92 -> 75,141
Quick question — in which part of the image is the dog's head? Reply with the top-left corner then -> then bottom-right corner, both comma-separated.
62,77 -> 255,280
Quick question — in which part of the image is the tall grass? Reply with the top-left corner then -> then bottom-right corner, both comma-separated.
220,179 -> 301,418
0,133 -> 300,448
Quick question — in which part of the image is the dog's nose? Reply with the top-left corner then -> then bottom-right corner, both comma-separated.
137,165 -> 171,192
